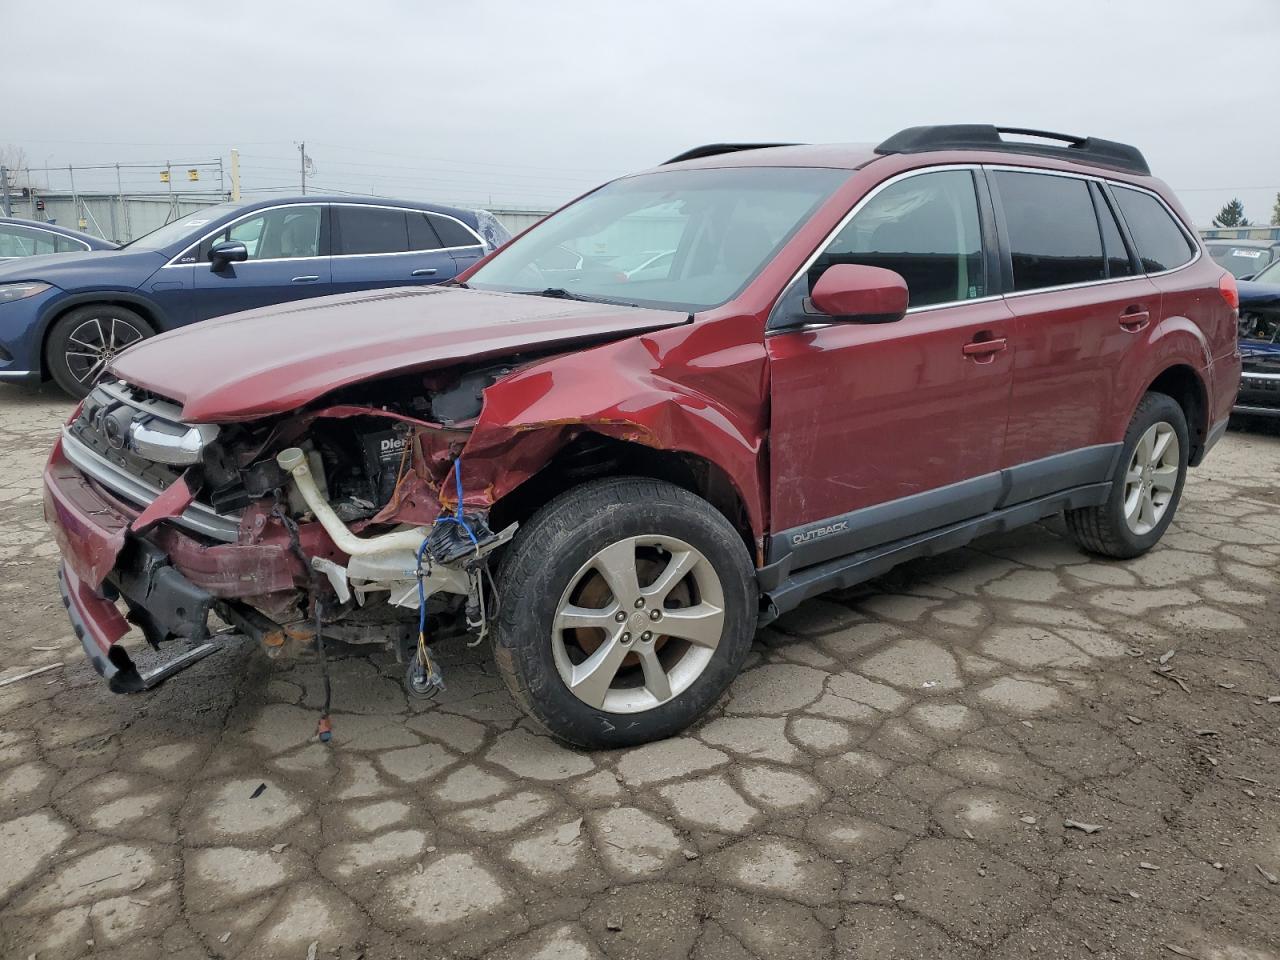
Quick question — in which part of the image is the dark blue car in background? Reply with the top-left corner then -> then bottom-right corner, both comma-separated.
1235,256 -> 1280,417
0,196 -> 510,397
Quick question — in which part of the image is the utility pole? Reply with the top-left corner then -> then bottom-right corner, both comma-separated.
69,164 -> 80,228
114,163 -> 124,243
299,141 -> 306,195
164,160 -> 176,222
0,165 -> 11,217
230,148 -> 241,202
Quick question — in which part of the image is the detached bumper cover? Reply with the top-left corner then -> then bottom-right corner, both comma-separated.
58,562 -> 129,680
45,439 -> 222,692
44,438 -> 130,589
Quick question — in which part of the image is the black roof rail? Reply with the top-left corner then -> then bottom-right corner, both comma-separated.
663,143 -> 800,165
874,125 -> 1150,176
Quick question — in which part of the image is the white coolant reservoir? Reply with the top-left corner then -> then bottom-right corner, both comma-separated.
276,446 -> 429,556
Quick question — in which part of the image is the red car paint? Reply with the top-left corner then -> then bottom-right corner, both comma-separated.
60,561 -> 130,663
45,140 -> 1240,684
110,286 -> 692,423
44,439 -> 131,588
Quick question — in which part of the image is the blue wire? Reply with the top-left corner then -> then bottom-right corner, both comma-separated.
416,458 -> 478,650
431,459 -> 479,547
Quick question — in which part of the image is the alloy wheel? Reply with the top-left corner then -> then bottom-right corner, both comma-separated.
64,316 -> 146,385
551,535 -> 726,714
1123,421 -> 1180,535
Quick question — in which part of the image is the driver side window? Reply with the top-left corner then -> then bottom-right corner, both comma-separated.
809,170 -> 985,309
197,206 -> 323,262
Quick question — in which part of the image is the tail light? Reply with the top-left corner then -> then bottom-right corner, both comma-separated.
1219,272 -> 1239,310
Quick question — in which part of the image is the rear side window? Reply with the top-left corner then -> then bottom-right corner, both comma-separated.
811,169 -> 986,308
1112,187 -> 1195,273
407,213 -> 444,251
428,213 -> 480,248
336,206 -> 409,255
994,171 -> 1104,291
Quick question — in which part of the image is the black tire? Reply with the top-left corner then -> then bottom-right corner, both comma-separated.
1064,392 -> 1189,559
492,476 -> 757,749
47,304 -> 155,399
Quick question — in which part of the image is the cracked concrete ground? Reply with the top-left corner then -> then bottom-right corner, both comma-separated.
2,381 -> 1279,960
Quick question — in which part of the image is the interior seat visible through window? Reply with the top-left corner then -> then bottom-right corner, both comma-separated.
807,169 -> 985,308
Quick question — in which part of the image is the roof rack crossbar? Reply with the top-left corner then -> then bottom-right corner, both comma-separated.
663,143 -> 800,165
873,124 -> 1150,176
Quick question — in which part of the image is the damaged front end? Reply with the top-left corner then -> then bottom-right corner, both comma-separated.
46,363 -> 524,698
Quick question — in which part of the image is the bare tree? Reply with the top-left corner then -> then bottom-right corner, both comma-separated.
0,145 -> 29,188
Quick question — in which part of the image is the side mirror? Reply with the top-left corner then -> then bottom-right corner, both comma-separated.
810,264 -> 909,323
209,240 -> 248,270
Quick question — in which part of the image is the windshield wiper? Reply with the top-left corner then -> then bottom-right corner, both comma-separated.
521,287 -> 638,308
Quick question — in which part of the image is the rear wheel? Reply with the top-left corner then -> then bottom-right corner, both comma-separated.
492,476 -> 756,748
47,304 -> 155,399
1065,392 -> 1189,558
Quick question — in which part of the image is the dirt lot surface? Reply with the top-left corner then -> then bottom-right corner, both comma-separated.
1,382 -> 1278,960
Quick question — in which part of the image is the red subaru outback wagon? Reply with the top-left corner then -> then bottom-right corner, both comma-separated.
45,125 -> 1241,747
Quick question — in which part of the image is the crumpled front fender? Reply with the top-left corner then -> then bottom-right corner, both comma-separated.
450,326 -> 769,540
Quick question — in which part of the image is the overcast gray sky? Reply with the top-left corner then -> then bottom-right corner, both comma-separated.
5,0 -> 1279,225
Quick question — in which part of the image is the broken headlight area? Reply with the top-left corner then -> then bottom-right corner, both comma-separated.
65,366 -> 522,702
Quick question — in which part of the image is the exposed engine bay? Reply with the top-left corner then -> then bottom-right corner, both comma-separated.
1240,307 -> 1279,345
65,359 -> 530,703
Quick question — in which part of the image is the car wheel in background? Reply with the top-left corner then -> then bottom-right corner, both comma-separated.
47,304 -> 156,399
492,476 -> 757,748
1065,391 -> 1189,559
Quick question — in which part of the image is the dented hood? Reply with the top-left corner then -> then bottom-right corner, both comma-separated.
109,287 -> 689,422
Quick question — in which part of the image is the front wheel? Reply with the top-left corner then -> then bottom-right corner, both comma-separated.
47,304 -> 155,399
492,477 -> 757,748
1064,391 -> 1189,559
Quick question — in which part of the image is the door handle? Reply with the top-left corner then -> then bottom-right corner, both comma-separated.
411,268 -> 438,277
962,336 -> 1008,358
1119,309 -> 1150,332
291,275 -> 320,283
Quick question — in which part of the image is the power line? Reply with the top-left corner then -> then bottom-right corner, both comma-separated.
308,142 -> 621,176
1173,185 -> 1280,193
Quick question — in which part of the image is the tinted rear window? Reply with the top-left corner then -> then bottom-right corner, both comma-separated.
408,212 -> 444,251
336,206 -> 409,255
994,171 -> 1105,292
1112,187 -> 1195,273
429,213 -> 479,248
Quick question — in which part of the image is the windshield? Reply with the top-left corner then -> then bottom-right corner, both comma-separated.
1208,243 -> 1275,279
125,203 -> 240,251
1251,256 -> 1280,284
467,167 -> 848,312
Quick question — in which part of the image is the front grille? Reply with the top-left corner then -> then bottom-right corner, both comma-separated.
65,381 -> 240,542
70,384 -> 188,488
61,430 -> 240,541
1240,373 -> 1280,394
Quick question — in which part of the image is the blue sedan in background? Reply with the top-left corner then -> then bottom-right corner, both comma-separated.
0,216 -> 119,260
0,196 -> 510,397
